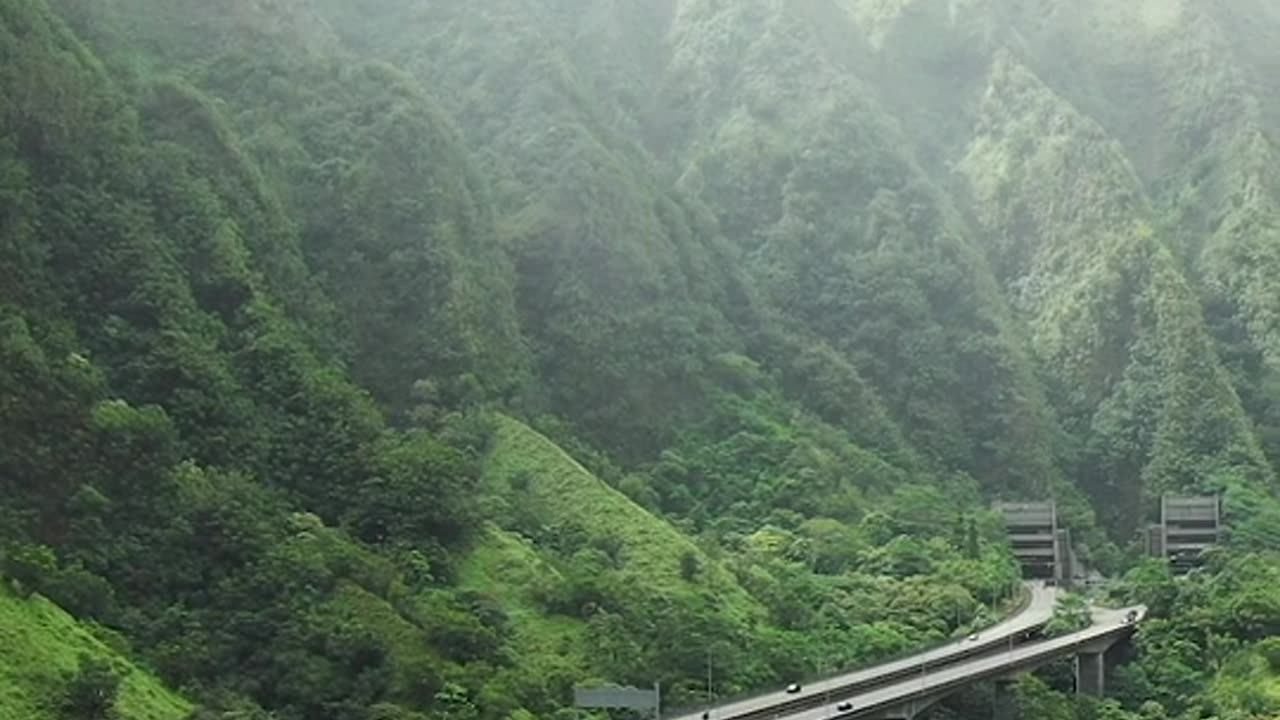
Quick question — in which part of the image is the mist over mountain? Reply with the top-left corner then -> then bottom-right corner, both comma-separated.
4,1 -> 1280,719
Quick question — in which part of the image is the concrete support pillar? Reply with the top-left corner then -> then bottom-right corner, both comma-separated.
1075,652 -> 1105,696
993,680 -> 1018,720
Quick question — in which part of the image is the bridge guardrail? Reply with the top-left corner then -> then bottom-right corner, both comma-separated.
845,606 -> 1146,718
666,583 -> 1037,720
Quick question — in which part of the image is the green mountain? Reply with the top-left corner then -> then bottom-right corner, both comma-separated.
6,0 -> 1280,719
957,51 -> 1270,537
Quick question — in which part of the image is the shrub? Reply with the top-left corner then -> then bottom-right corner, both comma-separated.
679,550 -> 701,581
1,543 -> 57,597
61,653 -> 122,720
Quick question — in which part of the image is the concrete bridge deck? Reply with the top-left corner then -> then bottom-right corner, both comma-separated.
670,583 -> 1058,720
672,585 -> 1143,720
800,604 -> 1145,719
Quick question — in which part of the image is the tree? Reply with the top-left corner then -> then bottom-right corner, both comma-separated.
798,517 -> 866,575
964,517 -> 980,560
874,536 -> 934,578
1,543 -> 57,597
62,654 -> 122,720
434,683 -> 479,720
1044,594 -> 1091,637
349,431 -> 479,545
679,550 -> 702,581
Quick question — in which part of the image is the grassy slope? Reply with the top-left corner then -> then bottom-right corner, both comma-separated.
0,582 -> 190,720
480,415 -> 763,621
457,524 -> 590,678
462,415 -> 775,689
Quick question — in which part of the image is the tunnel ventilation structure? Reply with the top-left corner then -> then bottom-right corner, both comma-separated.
994,501 -> 1073,583
1146,495 -> 1220,573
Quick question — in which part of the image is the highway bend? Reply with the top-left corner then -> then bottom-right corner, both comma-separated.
671,583 -> 1145,720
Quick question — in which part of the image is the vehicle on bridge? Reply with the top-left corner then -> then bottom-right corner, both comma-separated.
670,585 -> 1145,720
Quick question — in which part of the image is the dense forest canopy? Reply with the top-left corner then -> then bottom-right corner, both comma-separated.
4,1 -> 1280,719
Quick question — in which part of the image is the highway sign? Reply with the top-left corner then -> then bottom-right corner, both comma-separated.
575,685 -> 660,711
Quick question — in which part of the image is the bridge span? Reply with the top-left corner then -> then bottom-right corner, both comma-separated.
794,603 -> 1144,719
672,583 -> 1143,720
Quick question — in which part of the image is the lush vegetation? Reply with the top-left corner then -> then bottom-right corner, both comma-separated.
5,0 -> 1280,719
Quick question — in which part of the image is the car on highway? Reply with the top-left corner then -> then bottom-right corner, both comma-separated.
785,683 -> 802,694
1124,609 -> 1138,625
835,701 -> 854,712
967,632 -> 979,641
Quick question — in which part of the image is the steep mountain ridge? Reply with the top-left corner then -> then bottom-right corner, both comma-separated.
3,3 -> 1021,718
956,52 -> 1271,533
660,0 -> 1066,504
747,0 -> 1280,531
55,0 -> 1280,546
8,0 -> 1280,718
976,0 -> 1280,474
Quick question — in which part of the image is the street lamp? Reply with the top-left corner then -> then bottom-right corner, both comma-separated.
706,649 -> 714,704
821,658 -> 831,711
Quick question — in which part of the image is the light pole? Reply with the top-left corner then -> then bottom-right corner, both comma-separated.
822,658 -> 831,711
706,649 -> 714,704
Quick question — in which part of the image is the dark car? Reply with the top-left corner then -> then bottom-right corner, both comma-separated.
785,683 -> 802,694
836,701 -> 854,712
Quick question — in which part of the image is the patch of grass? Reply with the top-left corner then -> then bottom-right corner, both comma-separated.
320,580 -> 439,666
458,524 -> 589,673
0,581 -> 190,720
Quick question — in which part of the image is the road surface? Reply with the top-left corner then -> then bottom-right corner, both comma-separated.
782,603 -> 1147,720
670,582 -> 1058,720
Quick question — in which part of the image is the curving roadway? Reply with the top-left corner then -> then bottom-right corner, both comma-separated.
785,603 -> 1147,719
670,582 -> 1059,720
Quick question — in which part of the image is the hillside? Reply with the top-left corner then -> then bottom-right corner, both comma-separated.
481,416 -> 762,615
0,582 -> 190,720
282,0 -> 1280,538
956,52 -> 1270,536
5,0 -> 1280,719
457,415 -> 772,697
463,416 -> 1018,698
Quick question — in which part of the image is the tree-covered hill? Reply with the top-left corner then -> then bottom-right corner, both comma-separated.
6,0 -> 1280,718
957,52 -> 1270,537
